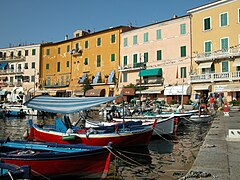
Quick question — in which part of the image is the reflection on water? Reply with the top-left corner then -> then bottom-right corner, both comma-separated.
0,115 -> 211,179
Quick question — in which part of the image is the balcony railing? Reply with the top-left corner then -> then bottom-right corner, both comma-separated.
0,55 -> 26,62
43,82 -> 70,88
0,69 -> 24,75
190,71 -> 240,83
194,46 -> 240,62
118,63 -> 146,72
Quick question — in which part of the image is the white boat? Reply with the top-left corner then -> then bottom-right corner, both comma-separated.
189,114 -> 213,123
2,103 -> 38,116
85,115 -> 175,136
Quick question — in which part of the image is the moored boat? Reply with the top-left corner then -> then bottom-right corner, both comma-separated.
0,139 -> 111,179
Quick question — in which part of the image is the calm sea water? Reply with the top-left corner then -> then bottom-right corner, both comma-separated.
0,115 -> 211,179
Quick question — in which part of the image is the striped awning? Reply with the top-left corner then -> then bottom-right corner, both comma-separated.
197,62 -> 213,69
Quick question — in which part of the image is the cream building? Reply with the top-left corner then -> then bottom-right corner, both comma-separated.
188,0 -> 240,103
119,15 -> 192,105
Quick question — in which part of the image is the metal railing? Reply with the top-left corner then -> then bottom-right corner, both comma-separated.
0,69 -> 24,75
0,55 -> 26,62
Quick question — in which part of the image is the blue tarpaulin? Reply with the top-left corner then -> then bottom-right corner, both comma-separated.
24,95 -> 117,114
0,62 -> 8,69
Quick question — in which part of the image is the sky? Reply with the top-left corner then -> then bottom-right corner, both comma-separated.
0,0 -> 214,48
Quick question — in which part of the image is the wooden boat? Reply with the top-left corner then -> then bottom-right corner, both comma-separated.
189,114 -> 213,123
24,96 -> 155,147
85,115 -> 175,135
0,139 -> 111,179
0,161 -> 30,180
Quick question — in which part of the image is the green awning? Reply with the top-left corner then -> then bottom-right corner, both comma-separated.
139,68 -> 162,77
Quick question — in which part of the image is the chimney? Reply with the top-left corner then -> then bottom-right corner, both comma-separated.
65,35 -> 68,40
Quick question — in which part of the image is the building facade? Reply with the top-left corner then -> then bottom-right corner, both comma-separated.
119,15 -> 192,104
188,0 -> 240,103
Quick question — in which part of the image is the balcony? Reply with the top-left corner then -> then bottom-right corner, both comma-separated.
194,46 -> 240,62
118,63 -> 146,72
190,71 -> 240,83
0,55 -> 26,62
0,69 -> 24,75
43,82 -> 70,88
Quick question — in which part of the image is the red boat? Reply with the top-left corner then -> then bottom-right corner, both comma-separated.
0,139 -> 111,179
25,96 -> 156,147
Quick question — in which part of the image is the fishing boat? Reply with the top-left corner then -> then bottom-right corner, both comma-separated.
2,104 -> 37,117
189,114 -> 213,123
24,95 -> 155,147
0,161 -> 30,180
0,139 -> 111,179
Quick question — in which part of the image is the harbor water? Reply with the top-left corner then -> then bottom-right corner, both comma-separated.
0,115 -> 212,179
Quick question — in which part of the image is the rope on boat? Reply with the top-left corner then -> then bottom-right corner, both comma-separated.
31,169 -> 51,180
152,128 -> 173,144
7,172 -> 14,180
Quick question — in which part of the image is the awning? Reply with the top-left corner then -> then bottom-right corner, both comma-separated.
0,76 -> 7,81
164,85 -> 191,95
233,58 -> 240,67
197,62 -> 213,69
85,89 -> 105,97
139,68 -> 162,77
78,73 -> 88,84
92,72 -> 101,84
0,89 -> 7,96
108,70 -> 115,83
121,88 -> 135,96
0,62 -> 8,69
74,90 -> 84,96
193,84 -> 212,91
223,84 -> 240,92
35,90 -> 57,96
136,86 -> 164,94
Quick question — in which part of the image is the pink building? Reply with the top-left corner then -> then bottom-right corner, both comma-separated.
119,15 -> 192,105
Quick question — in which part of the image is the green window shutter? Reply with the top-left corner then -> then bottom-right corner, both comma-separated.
180,24 -> 186,35
181,67 -> 187,78
222,61 -> 229,72
24,63 -> 28,69
111,54 -> 115,62
157,50 -> 162,60
67,45 -> 70,52
221,38 -> 229,51
123,56 -> 128,66
123,73 -> 127,82
25,50 -> 28,56
66,61 -> 69,68
205,41 -> 212,53
46,49 -> 50,55
57,62 -> 60,72
220,13 -> 228,27
133,35 -> 138,45
124,38 -> 128,47
156,29 -> 161,40
47,77 -> 51,86
32,49 -> 36,55
46,64 -> 49,70
144,32 -> 148,42
85,41 -> 89,48
84,58 -> 88,65
181,46 -> 186,57
97,38 -> 101,46
75,43 -> 79,50
144,52 -> 148,63
32,62 -> 35,69
58,48 -> 60,54
133,54 -> 138,67
61,76 -> 64,85
111,34 -> 116,43
97,55 -> 101,67
204,18 -> 211,30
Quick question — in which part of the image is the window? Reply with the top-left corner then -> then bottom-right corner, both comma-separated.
31,75 -> 35,82
17,51 -> 21,57
61,76 -> 64,85
144,32 -> 148,43
57,47 -> 60,54
111,34 -> 116,43
25,50 -> 28,56
17,64 -> 22,69
31,62 -> 35,69
47,77 -> 51,86
11,65 -> 14,69
75,43 -> 79,50
32,49 -> 36,55
222,61 -> 229,72
123,56 -> 128,66
46,64 -> 49,70
180,23 -> 186,35
24,63 -> 28,69
239,8 -> 240,23
10,77 -> 14,83
123,38 -> 128,47
133,35 -> 138,45
76,33 -> 80,37
180,46 -> 186,57
144,52 -> 148,63
46,49 -> 50,55
97,38 -> 101,46
85,41 -> 89,49
203,17 -> 211,31
221,37 -> 229,51
133,54 -> 138,67
97,55 -> 101,67
66,61 -> 69,68
180,67 -> 187,78
204,41 -> 212,54
123,73 -> 128,82
84,58 -> 88,65
157,50 -> 162,60
66,75 -> 70,83
156,29 -> 162,40
111,54 -> 115,62
57,62 -> 60,72
220,12 -> 228,27
67,45 -> 70,52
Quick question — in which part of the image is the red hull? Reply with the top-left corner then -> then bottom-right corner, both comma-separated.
2,152 -> 111,179
29,125 -> 153,147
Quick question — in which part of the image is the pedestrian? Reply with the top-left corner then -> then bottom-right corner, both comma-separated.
210,95 -> 215,110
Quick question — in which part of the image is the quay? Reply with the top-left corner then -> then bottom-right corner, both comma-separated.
183,110 -> 240,180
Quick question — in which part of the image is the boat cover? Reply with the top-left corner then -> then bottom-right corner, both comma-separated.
24,95 -> 117,114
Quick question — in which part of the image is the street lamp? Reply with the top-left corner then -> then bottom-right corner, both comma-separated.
33,69 -> 38,97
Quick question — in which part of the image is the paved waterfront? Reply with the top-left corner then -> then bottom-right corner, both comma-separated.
182,110 -> 240,180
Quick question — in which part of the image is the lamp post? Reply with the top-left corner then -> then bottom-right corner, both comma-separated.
33,69 -> 38,97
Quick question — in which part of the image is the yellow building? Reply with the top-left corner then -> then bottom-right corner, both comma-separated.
188,0 -> 240,102
40,27 -> 132,97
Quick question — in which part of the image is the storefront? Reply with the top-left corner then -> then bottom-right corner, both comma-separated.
193,84 -> 212,103
223,84 -> 240,102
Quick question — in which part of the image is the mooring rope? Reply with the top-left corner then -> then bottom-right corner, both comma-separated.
152,128 -> 173,144
7,172 -> 14,180
31,169 -> 51,180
